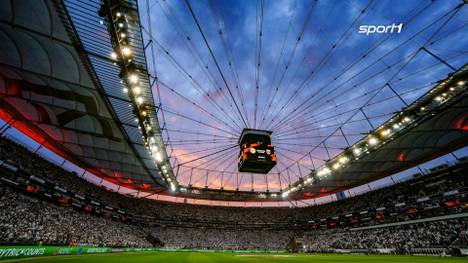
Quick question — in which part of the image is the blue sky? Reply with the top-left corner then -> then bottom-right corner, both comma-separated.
137,0 -> 468,191
1,0 -> 466,206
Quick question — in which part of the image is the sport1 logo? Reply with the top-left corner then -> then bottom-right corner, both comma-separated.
358,23 -> 403,35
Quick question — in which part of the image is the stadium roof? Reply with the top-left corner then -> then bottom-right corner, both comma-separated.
0,0 -> 167,192
0,0 -> 466,202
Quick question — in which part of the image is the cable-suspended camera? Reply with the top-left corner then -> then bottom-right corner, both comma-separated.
238,129 -> 277,174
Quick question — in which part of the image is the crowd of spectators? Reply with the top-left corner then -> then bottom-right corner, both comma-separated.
0,185 -> 151,247
304,218 -> 468,253
0,136 -> 467,251
152,227 -> 293,250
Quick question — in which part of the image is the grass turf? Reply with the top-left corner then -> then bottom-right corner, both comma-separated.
2,252 -> 468,263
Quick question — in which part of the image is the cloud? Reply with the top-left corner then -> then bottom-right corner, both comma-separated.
139,0 -> 466,192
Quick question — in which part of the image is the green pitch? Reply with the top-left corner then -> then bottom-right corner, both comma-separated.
2,252 -> 467,263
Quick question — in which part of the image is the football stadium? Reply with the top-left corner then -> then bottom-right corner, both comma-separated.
0,0 -> 467,262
